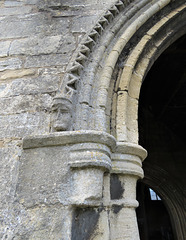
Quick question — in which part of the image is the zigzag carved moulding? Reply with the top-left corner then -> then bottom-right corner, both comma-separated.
62,0 -> 134,98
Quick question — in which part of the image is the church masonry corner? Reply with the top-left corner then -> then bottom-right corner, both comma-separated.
0,0 -> 186,239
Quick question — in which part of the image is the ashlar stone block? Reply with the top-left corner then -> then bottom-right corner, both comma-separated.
10,36 -> 62,56
0,57 -> 22,72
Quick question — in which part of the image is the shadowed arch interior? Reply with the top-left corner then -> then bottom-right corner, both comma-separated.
136,181 -> 174,240
74,0 -> 186,133
138,34 -> 186,240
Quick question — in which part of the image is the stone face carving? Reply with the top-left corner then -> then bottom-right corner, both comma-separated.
51,96 -> 72,131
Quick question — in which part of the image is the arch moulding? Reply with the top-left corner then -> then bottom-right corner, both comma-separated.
19,1 -> 186,239
69,0 -> 186,144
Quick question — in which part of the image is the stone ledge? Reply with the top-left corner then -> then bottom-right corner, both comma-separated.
69,160 -> 111,171
110,199 -> 139,208
111,167 -> 144,178
116,141 -> 147,161
23,130 -> 116,151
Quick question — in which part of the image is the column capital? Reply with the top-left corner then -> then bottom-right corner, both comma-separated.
23,130 -> 116,150
116,142 -> 147,160
111,141 -> 147,178
22,130 -> 116,207
23,130 -> 116,171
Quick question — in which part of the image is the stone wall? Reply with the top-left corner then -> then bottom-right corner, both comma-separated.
1,0 -> 186,239
0,0 -> 116,238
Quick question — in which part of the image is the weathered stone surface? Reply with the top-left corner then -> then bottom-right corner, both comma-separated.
0,6 -> 33,16
0,112 -> 50,138
71,168 -> 104,205
0,14 -> 46,39
0,74 -> 60,97
0,41 -> 11,57
110,207 -> 140,240
25,0 -> 39,4
0,204 -> 72,240
0,143 -> 21,208
0,57 -> 22,72
24,54 -> 69,68
110,174 -> 124,200
38,67 -> 65,75
71,207 -> 100,240
16,145 -> 70,207
52,0 -> 116,11
4,1 -> 25,7
0,94 -> 53,115
72,15 -> 98,33
1,0 -> 185,239
22,130 -> 116,150
0,13 -> 70,40
10,36 -> 62,56
0,69 -> 36,80
0,0 -> 123,239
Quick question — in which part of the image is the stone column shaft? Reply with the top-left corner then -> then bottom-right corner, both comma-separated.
110,142 -> 147,240
17,130 -> 116,239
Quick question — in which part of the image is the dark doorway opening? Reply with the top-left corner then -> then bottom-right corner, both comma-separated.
136,182 -> 174,240
137,34 -> 186,239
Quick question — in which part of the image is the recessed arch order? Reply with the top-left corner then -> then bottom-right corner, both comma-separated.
142,164 -> 186,240
70,0 -> 186,145
55,1 -> 186,239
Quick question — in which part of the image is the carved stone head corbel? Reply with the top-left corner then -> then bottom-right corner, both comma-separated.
51,96 -> 72,132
